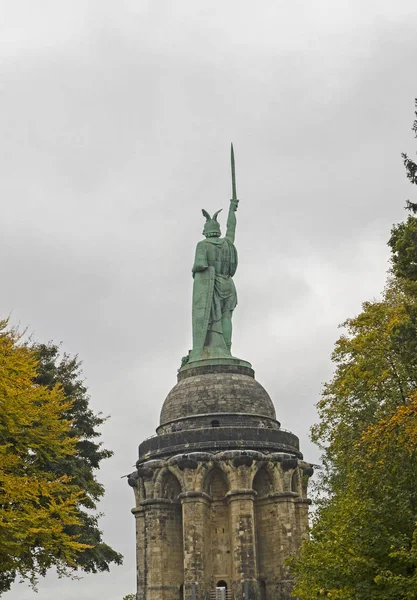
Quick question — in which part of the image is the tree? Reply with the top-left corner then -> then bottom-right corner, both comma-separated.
0,321 -> 88,593
0,325 -> 122,594
389,99 -> 417,285
401,100 -> 417,213
31,342 -> 123,574
290,101 -> 417,599
290,285 -> 417,599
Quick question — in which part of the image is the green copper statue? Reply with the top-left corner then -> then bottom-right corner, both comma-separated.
188,144 -> 239,363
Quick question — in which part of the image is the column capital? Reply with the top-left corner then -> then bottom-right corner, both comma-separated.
131,506 -> 145,515
138,498 -> 180,507
179,490 -> 211,504
226,488 -> 257,502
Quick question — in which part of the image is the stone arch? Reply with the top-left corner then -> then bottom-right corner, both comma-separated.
251,460 -> 281,493
138,477 -> 146,502
215,580 -> 228,600
152,468 -> 183,597
154,468 -> 182,500
282,468 -> 294,492
163,470 -> 182,500
253,467 -> 275,585
154,468 -> 165,498
291,468 -> 301,496
205,466 -> 229,500
301,467 -> 312,498
188,461 -> 210,493
253,467 -> 273,498
204,466 -> 232,588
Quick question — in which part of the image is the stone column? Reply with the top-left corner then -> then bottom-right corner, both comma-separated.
180,491 -> 211,600
227,489 -> 259,600
132,507 -> 146,600
144,501 -> 167,600
137,499 -> 183,600
274,493 -> 298,600
295,498 -> 310,544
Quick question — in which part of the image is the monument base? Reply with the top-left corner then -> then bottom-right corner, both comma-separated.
179,355 -> 252,374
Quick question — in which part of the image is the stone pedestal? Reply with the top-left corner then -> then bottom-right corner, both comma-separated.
129,362 -> 312,600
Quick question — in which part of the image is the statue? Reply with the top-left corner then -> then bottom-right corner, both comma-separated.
188,144 -> 240,363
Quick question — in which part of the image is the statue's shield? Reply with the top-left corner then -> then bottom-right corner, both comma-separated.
191,266 -> 215,358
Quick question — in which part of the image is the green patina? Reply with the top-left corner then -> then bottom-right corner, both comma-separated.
182,145 -> 245,367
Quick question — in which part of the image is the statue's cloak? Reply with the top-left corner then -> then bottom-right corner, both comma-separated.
190,237 -> 238,360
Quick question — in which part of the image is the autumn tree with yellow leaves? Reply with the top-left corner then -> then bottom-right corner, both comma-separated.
290,102 -> 417,599
0,322 -> 121,594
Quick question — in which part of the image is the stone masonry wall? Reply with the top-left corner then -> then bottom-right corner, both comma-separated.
129,450 -> 312,600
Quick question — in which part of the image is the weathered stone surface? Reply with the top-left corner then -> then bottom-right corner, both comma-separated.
160,367 -> 276,425
130,452 -> 312,600
129,150 -> 313,598
178,361 -> 254,380
131,362 -> 312,600
139,427 -> 301,463
157,412 -> 280,435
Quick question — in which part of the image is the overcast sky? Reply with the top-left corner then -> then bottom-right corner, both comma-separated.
2,1 -> 417,598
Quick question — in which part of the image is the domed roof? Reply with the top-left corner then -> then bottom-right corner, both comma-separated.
160,365 -> 276,425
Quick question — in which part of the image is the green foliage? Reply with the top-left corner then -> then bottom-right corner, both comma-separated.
389,217 -> 417,282
290,102 -> 417,599
390,100 -> 417,284
0,330 -> 122,595
291,389 -> 417,599
0,322 -> 88,594
402,100 -> 417,188
32,343 -> 123,573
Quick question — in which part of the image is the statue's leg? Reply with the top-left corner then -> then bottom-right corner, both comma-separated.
221,309 -> 232,351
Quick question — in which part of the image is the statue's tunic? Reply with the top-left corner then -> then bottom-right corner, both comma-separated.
192,236 -> 238,352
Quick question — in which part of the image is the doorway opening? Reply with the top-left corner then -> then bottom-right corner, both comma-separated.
215,580 -> 228,600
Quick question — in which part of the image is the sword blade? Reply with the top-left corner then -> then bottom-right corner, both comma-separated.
231,143 -> 237,200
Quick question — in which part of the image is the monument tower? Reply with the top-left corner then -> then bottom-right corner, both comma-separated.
128,146 -> 313,600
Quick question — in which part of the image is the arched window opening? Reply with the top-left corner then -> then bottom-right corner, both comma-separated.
291,469 -> 300,494
253,467 -> 272,497
254,471 -> 274,588
211,419 -> 220,427
206,467 -> 228,500
163,471 -> 181,500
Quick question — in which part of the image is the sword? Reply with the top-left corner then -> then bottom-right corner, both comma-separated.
230,143 -> 239,210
